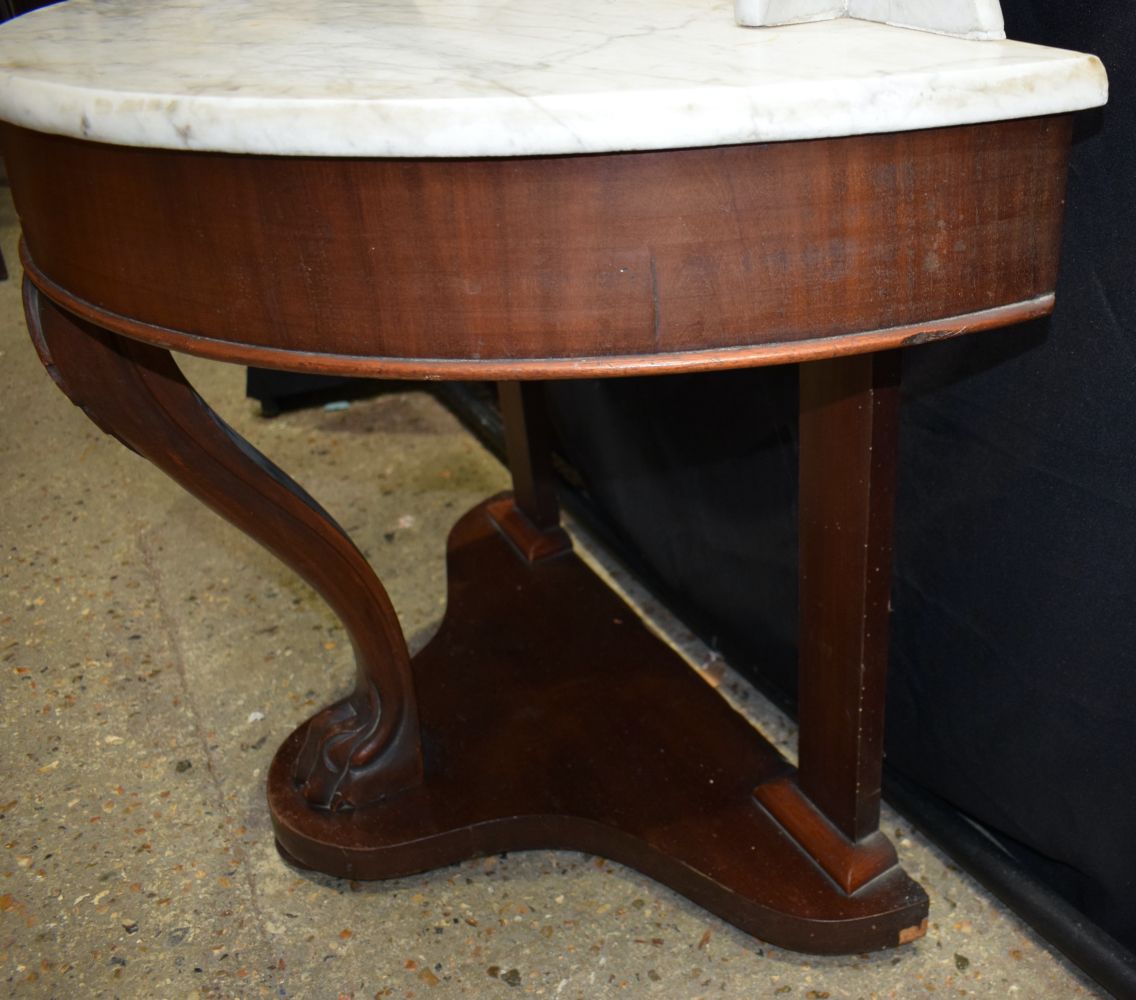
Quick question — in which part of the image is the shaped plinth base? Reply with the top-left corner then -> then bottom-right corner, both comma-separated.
268,497 -> 927,954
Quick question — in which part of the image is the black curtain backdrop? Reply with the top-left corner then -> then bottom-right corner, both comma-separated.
544,0 -> 1136,951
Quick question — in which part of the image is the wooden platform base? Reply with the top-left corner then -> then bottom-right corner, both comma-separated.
268,497 -> 927,954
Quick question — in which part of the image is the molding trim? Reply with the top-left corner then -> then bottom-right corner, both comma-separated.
22,244 -> 1052,381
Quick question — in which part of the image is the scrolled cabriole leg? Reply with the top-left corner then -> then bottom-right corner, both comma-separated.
24,280 -> 423,811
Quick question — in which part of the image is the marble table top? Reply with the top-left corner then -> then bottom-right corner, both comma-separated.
0,0 -> 1106,158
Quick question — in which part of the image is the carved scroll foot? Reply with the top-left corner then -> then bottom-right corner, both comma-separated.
25,282 -> 422,811
294,681 -> 423,811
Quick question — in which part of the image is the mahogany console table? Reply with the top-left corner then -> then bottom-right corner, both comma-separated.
0,0 -> 1106,955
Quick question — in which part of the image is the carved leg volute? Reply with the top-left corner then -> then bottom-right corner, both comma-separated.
25,280 -> 422,811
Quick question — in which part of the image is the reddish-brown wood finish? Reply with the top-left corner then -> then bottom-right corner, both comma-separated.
797,351 -> 901,842
485,496 -> 572,564
3,116 -> 1070,377
25,284 -> 423,812
269,496 -> 929,954
500,382 -> 560,530
753,776 -> 899,895
10,113 -> 1081,954
488,381 -> 572,562
15,256 -> 1059,378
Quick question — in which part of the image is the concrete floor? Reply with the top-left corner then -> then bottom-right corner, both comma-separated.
0,184 -> 1107,999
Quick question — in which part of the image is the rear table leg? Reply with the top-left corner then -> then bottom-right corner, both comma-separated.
488,381 -> 571,562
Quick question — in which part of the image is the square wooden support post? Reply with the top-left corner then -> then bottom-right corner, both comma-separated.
796,350 -> 901,842
756,350 -> 904,895
795,352 -> 899,845
489,381 -> 571,562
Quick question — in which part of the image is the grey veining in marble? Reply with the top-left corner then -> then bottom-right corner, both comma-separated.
0,0 -> 1106,157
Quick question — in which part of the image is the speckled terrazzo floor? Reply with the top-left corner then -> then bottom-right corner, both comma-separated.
0,183 -> 1108,999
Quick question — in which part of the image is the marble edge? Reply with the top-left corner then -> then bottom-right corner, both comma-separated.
0,52 -> 1107,158
872,22 -> 1005,41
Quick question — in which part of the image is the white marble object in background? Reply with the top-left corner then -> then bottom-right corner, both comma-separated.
0,0 -> 1104,158
735,0 -> 1005,39
849,0 -> 1003,39
735,0 -> 844,29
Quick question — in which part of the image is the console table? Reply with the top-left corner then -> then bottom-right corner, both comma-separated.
0,0 -> 1106,955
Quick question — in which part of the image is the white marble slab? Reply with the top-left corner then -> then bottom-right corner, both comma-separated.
0,0 -> 1106,158
735,0 -> 1005,40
